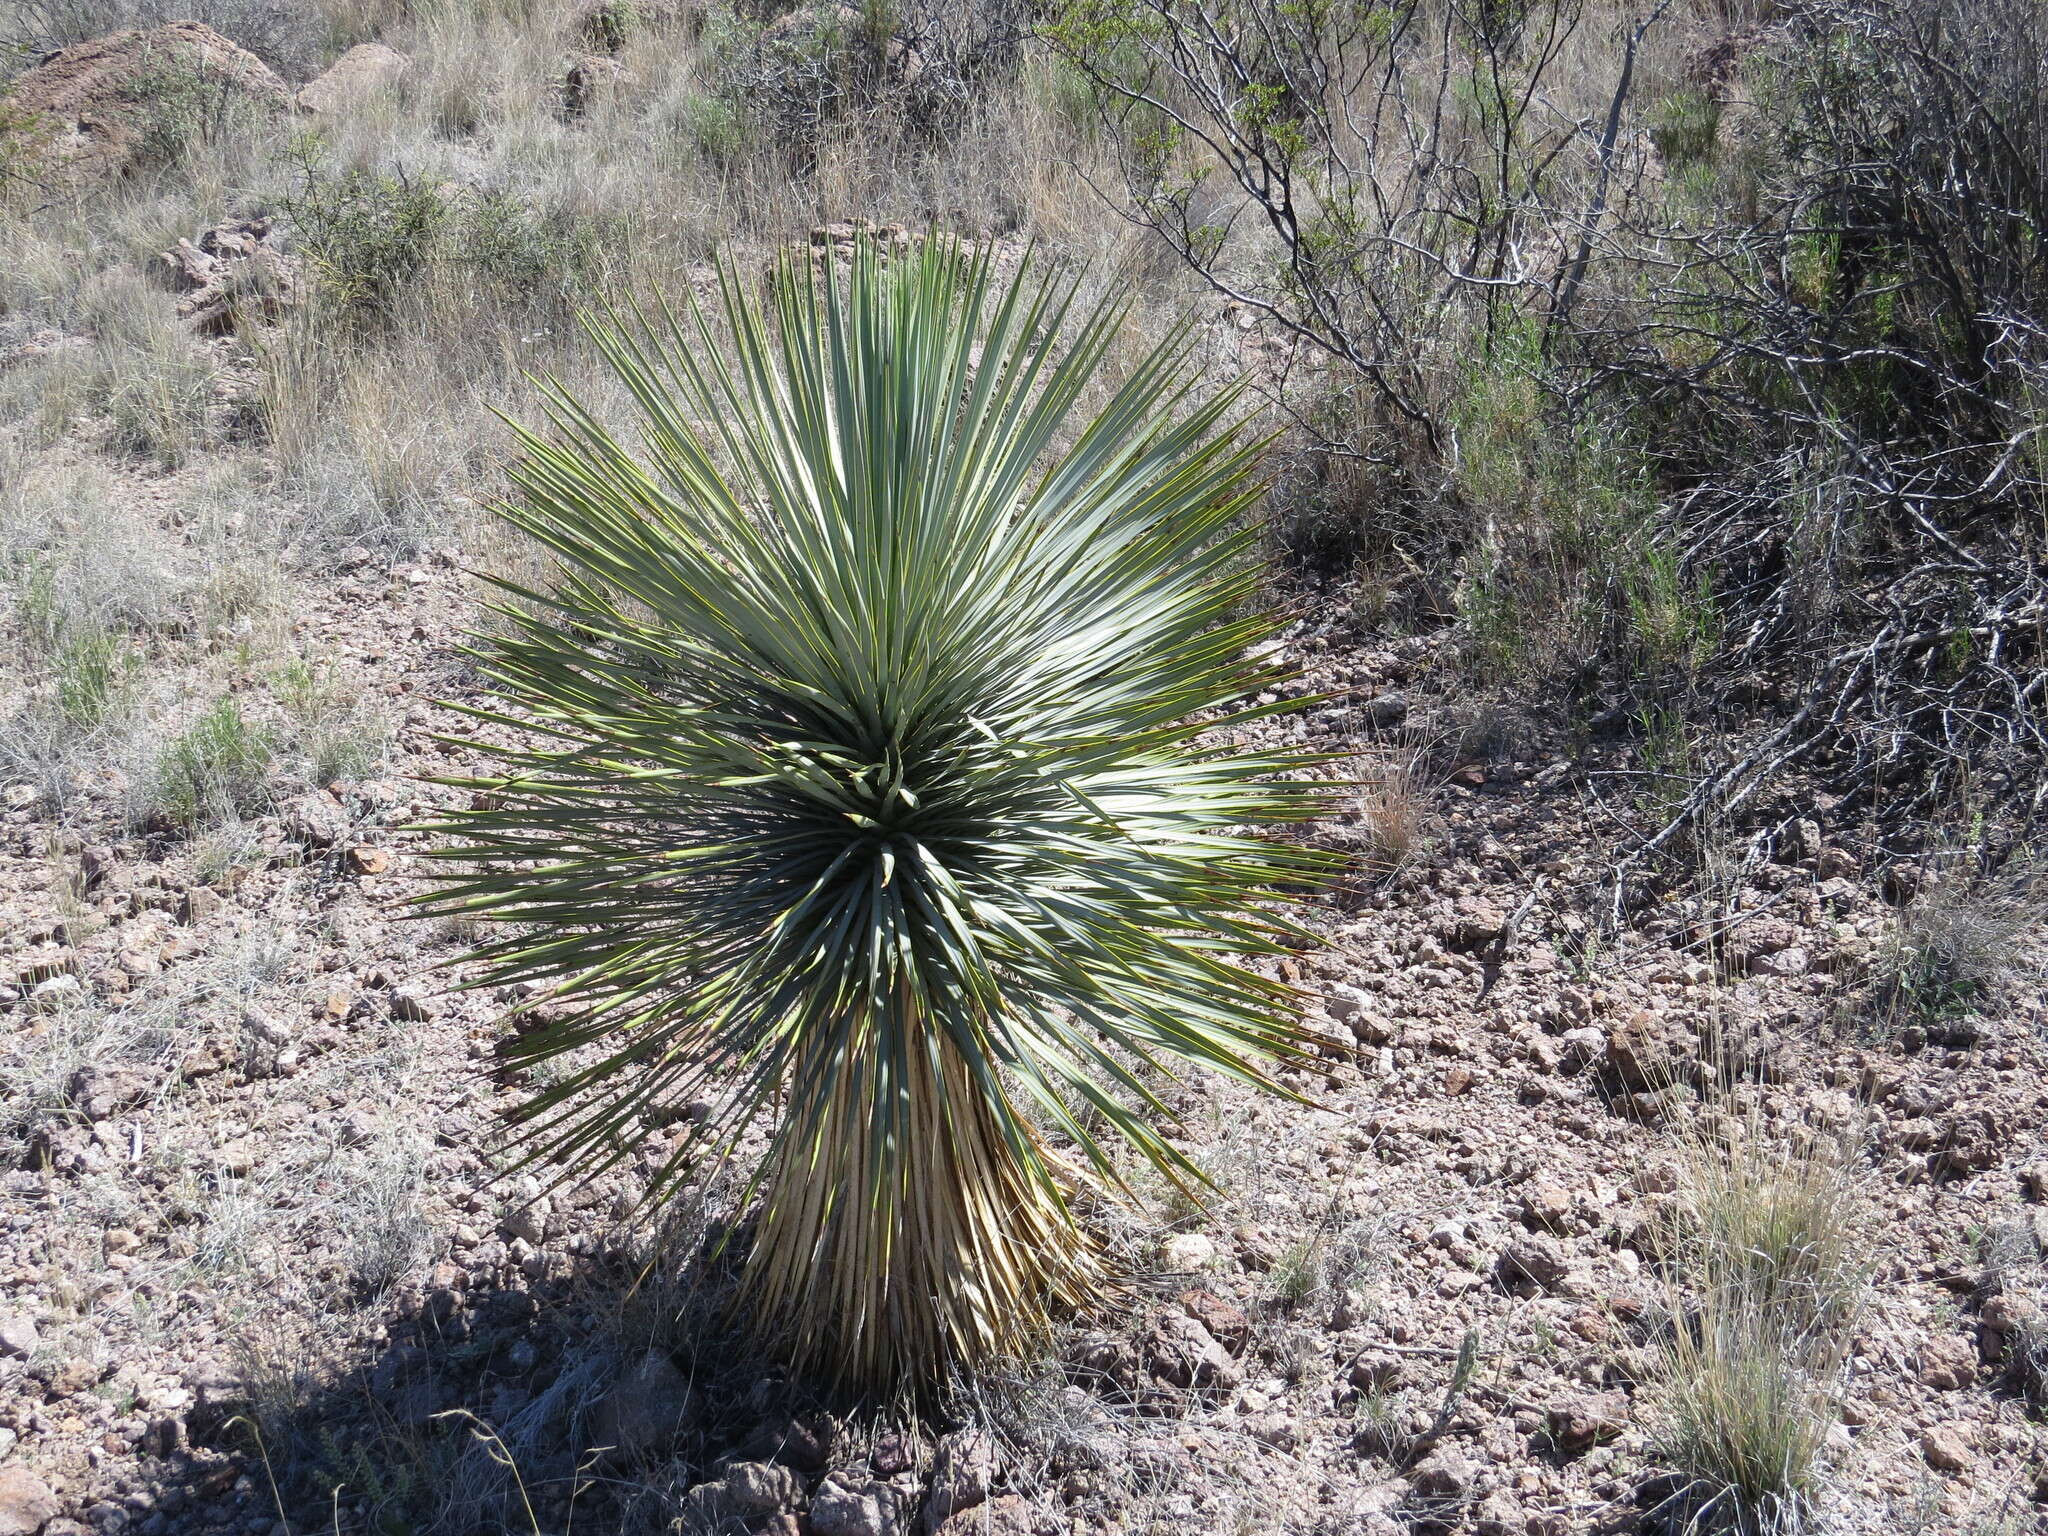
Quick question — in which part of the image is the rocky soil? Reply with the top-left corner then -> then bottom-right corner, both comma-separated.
0,28 -> 2045,1530
2,507 -> 2046,1536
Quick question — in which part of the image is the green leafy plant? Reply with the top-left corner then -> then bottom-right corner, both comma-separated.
279,141 -> 449,317
54,628 -> 128,727
422,238 -> 1333,1388
149,696 -> 275,829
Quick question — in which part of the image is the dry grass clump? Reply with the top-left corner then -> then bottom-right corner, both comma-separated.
1354,747 -> 1431,878
0,988 -> 182,1145
1654,1094 -> 1869,1534
1871,857 -> 2040,1035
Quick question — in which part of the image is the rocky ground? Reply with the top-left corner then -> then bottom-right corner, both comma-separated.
3,493 -> 2047,1536
3,20 -> 2048,1536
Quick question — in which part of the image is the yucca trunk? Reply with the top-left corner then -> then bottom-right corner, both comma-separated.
741,1008 -> 1104,1388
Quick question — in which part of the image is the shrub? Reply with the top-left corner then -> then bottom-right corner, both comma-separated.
278,141 -> 613,318
277,140 -> 453,318
423,239 -> 1334,1388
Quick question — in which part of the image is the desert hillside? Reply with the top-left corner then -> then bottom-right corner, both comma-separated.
1,1 -> 2045,1534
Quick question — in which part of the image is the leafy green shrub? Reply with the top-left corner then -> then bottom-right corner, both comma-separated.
460,190 -> 612,297
278,140 -> 452,317
122,56 -> 230,168
148,696 -> 275,829
672,90 -> 751,167
279,140 -> 612,317
424,240 -> 1334,1388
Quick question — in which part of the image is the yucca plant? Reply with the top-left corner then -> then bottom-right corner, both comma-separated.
421,238 -> 1334,1388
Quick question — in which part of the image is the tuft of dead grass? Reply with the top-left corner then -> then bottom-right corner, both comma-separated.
1654,1090 -> 1870,1534
1353,746 -> 1430,878
1871,856 -> 2040,1035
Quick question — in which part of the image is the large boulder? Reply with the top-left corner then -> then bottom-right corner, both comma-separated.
0,23 -> 289,187
294,42 -> 411,115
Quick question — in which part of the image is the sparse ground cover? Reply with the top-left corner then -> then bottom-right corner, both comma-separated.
1,1 -> 2045,1534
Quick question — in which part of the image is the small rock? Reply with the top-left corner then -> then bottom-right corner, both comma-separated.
1324,984 -> 1370,1024
741,1415 -> 835,1476
1558,1027 -> 1607,1068
1519,1180 -> 1572,1232
1178,1289 -> 1249,1353
588,1349 -> 696,1460
43,1357 -> 99,1397
1544,1390 -> 1628,1452
284,793 -> 348,848
66,1066 -> 151,1121
388,983 -> 441,1022
808,1473 -> 908,1536
1144,1311 -> 1240,1393
922,1428 -> 996,1527
1474,1490 -> 1525,1536
1328,1289 -> 1371,1331
1347,1350 -> 1403,1392
1248,1411 -> 1298,1451
563,53 -> 629,116
1156,1232 -> 1215,1272
241,1006 -> 291,1047
345,845 -> 391,875
0,1315 -> 38,1359
870,1427 -> 917,1475
687,1460 -> 803,1523
1921,1423 -> 1971,1473
1410,1446 -> 1475,1498
1497,1236 -> 1568,1291
1752,946 -> 1810,978
933,1493 -> 1034,1535
502,1201 -> 549,1245
1359,691 -> 1408,727
1914,1333 -> 1978,1391
0,1467 -> 60,1536
726,1460 -> 803,1516
29,975 -> 80,1010
177,886 -> 221,925
1604,1011 -> 1678,1091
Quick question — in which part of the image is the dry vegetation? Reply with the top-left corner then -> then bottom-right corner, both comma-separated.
1,0 -> 2046,1533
